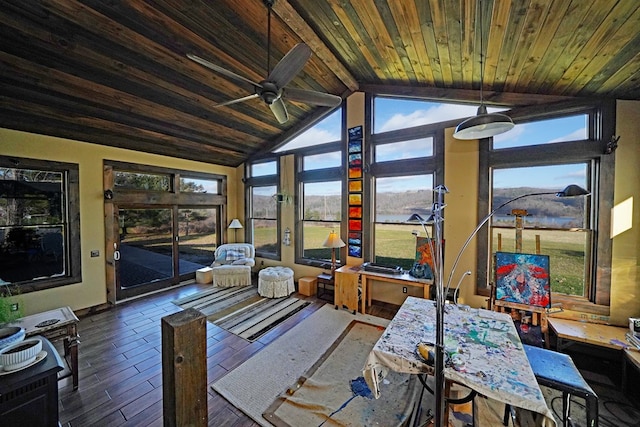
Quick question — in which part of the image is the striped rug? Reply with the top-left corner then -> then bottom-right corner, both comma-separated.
172,286 -> 310,341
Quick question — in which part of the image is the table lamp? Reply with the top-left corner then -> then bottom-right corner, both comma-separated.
228,218 -> 243,242
322,230 -> 345,275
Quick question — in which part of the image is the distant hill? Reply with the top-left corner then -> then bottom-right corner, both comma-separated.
253,187 -> 584,226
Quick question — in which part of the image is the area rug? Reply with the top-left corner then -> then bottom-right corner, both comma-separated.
172,286 -> 310,341
263,320 -> 422,427
211,305 -> 391,426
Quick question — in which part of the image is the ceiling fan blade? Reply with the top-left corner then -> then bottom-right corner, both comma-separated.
269,98 -> 289,124
213,93 -> 260,107
267,43 -> 312,88
187,53 -> 262,88
283,87 -> 342,107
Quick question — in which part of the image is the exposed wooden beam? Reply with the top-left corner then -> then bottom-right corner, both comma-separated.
274,0 -> 359,92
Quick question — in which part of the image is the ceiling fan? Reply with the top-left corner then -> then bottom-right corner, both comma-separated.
187,0 -> 341,124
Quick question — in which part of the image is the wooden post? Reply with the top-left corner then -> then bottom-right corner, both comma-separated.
161,308 -> 207,427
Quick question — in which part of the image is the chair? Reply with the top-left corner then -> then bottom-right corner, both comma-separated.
210,243 -> 255,287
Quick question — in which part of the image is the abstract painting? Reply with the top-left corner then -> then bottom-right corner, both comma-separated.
494,252 -> 551,308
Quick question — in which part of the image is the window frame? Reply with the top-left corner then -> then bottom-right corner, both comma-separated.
366,94 -> 446,264
0,156 -> 81,293
294,140 -> 344,268
476,99 -> 615,314
244,157 -> 281,260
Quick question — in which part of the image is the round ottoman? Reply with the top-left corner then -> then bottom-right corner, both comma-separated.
258,266 -> 295,298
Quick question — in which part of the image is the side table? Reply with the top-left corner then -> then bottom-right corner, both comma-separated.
8,306 -> 80,390
316,273 -> 334,301
0,336 -> 64,426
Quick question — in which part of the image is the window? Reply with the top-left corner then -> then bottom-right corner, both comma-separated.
477,102 -> 615,312
368,96 -> 445,267
245,159 -> 279,259
0,156 -> 81,291
275,108 -> 342,152
282,109 -> 344,267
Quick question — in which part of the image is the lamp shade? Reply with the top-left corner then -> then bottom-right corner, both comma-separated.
453,105 -> 515,140
228,219 -> 243,229
556,184 -> 589,197
322,230 -> 345,248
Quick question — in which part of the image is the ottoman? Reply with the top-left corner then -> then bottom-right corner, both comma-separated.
212,265 -> 252,287
258,267 -> 295,298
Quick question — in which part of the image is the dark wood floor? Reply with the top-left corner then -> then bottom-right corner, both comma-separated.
57,282 -> 398,426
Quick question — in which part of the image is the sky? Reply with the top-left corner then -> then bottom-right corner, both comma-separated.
274,97 -> 589,195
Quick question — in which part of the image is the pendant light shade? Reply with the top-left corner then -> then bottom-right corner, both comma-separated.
453,105 -> 514,140
453,0 -> 514,141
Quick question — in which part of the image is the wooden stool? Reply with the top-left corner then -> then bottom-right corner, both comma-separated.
522,344 -> 598,427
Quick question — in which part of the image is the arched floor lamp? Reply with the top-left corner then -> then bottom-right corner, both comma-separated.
424,184 -> 589,427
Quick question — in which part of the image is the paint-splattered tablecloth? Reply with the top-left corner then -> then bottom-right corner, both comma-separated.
363,296 -> 555,425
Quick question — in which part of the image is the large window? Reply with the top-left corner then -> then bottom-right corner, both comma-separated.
285,109 -> 344,267
478,101 -> 615,312
368,96 -> 446,267
245,159 -> 279,259
0,156 -> 81,291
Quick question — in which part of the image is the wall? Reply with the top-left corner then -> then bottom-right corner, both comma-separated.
610,100 -> 640,324
1,128 -> 239,315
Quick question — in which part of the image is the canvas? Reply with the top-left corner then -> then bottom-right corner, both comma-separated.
494,252 -> 551,308
410,237 -> 439,279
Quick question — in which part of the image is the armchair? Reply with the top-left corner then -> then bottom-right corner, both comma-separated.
210,243 -> 255,287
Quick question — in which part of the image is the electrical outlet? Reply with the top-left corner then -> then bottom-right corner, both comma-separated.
91,249 -> 100,257
402,287 -> 407,293
10,302 -> 19,312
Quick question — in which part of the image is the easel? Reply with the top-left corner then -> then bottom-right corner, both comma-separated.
492,209 -> 550,348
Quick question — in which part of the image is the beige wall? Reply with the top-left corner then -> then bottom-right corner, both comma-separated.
610,100 -> 640,324
1,128 -> 239,315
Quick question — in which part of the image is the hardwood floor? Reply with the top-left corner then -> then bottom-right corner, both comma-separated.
57,283 -> 397,426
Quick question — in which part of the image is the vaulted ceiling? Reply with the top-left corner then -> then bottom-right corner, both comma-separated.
1,0 -> 638,167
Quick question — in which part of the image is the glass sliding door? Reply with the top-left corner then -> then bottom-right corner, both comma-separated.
177,207 -> 218,275
116,207 -> 174,299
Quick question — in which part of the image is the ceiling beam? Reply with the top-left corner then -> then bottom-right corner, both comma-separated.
359,84 -> 577,107
274,0 -> 359,92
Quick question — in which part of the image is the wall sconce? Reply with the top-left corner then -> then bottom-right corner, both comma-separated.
283,227 -> 291,246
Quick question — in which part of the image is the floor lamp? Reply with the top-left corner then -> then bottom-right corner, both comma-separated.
228,219 -> 243,243
323,230 -> 345,277
427,184 -> 589,427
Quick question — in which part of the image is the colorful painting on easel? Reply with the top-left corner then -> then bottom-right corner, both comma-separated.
494,252 -> 551,308
412,237 -> 438,279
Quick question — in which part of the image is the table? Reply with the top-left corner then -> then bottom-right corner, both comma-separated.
363,297 -> 555,425
8,306 -> 79,390
316,273 -> 334,301
548,317 -> 639,391
0,336 -> 64,426
335,265 -> 432,314
548,317 -> 631,350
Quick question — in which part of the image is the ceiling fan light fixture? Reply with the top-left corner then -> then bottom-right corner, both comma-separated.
453,105 -> 515,140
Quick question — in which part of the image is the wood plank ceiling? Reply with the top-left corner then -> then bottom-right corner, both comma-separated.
1,0 -> 638,167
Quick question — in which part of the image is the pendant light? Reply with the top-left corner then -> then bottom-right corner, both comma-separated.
453,0 -> 514,140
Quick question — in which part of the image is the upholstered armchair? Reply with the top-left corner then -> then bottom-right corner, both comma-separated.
210,243 -> 255,287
